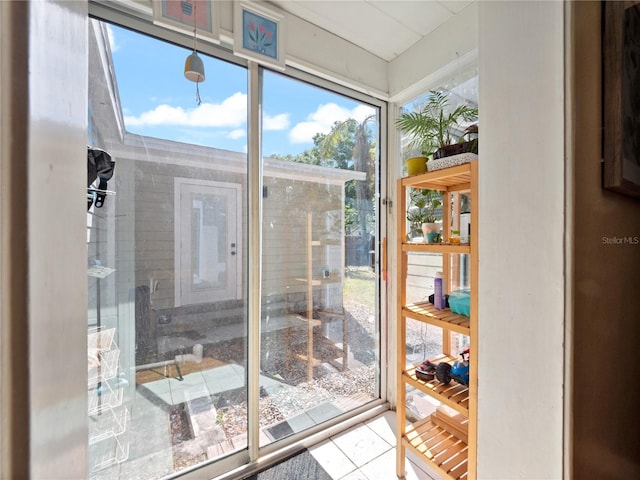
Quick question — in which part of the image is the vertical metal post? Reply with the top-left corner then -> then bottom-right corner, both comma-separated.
247,61 -> 262,462
306,212 -> 314,382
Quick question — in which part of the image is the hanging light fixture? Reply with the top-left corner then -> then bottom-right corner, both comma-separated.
184,0 -> 205,105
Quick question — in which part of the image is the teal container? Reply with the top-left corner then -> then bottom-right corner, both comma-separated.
448,289 -> 471,316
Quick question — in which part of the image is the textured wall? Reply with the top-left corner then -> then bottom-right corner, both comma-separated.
572,2 -> 640,478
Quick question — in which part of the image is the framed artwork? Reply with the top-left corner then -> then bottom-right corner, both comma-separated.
152,0 -> 220,44
233,2 -> 286,70
604,1 -> 640,199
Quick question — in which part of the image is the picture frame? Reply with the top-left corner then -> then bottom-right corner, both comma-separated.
604,1 -> 640,199
152,0 -> 220,44
233,1 -> 286,70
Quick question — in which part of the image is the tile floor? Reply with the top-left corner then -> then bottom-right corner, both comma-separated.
308,410 -> 439,480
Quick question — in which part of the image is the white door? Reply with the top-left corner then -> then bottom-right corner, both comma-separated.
175,178 -> 241,306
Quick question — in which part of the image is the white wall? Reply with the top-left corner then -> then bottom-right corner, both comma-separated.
477,2 -> 565,478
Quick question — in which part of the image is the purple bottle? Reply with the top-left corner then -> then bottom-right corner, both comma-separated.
434,272 -> 444,310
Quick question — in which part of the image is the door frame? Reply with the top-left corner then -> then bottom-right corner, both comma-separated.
84,5 -> 390,479
174,177 -> 242,307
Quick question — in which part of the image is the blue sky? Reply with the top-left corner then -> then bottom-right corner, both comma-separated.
108,24 -> 376,157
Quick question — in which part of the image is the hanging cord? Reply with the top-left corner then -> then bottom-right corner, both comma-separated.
193,2 -> 201,105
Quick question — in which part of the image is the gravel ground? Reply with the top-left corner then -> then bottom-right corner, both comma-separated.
168,298 -> 379,469
219,298 -> 378,433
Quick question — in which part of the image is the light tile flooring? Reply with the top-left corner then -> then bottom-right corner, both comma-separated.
308,411 -> 439,480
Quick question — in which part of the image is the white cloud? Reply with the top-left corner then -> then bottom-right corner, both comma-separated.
351,104 -> 377,123
227,129 -> 246,139
263,113 -> 290,131
289,121 -> 324,144
124,92 -> 247,128
289,103 -> 376,144
106,25 -> 119,53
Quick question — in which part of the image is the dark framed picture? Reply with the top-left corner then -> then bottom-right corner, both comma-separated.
604,1 -> 640,199
233,2 -> 286,70
152,0 -> 220,44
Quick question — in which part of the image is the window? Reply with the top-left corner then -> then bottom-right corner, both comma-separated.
87,18 -> 384,479
259,70 -> 381,445
88,21 -> 250,477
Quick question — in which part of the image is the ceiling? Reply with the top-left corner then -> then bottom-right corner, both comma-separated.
269,1 -> 473,62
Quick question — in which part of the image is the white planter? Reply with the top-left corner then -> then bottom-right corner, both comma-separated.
427,152 -> 478,172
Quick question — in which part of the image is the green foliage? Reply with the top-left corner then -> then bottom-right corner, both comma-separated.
344,202 -> 358,233
315,119 -> 358,169
396,90 -> 478,158
269,115 -> 377,237
406,188 -> 442,237
270,150 -> 322,166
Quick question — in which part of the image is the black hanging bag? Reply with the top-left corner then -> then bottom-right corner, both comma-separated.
87,146 -> 115,210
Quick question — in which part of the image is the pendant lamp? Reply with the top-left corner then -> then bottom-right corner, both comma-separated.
184,1 -> 205,104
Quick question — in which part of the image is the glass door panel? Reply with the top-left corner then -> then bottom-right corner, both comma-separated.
259,70 -> 381,445
87,20 -> 248,478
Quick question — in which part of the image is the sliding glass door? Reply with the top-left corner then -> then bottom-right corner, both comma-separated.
259,70 -> 381,445
87,17 -> 383,480
87,20 -> 250,478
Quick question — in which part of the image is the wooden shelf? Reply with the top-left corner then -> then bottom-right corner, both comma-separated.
301,212 -> 348,381
293,334 -> 344,367
294,354 -> 322,366
295,277 -> 341,286
403,302 -> 470,336
403,414 -> 468,480
401,163 -> 473,191
402,242 -> 471,254
310,238 -> 341,246
397,161 -> 477,479
405,354 -> 469,416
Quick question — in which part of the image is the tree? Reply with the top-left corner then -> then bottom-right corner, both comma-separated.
317,115 -> 376,266
270,149 -> 321,165
315,119 -> 358,170
270,114 -> 378,265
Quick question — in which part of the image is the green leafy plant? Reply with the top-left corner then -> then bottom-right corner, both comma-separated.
406,188 -> 442,238
396,90 -> 478,158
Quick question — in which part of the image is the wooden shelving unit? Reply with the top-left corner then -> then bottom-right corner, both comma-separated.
396,161 -> 478,479
298,212 -> 347,381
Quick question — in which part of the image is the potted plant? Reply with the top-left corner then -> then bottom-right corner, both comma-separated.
434,123 -> 478,159
406,188 -> 442,243
396,90 -> 478,163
